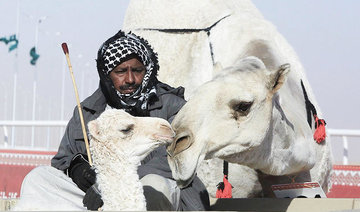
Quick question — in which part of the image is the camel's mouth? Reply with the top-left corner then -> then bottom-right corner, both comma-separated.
176,175 -> 195,188
169,157 -> 197,188
167,148 -> 203,189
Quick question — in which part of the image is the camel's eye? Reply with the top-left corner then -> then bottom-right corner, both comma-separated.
229,100 -> 253,118
234,102 -> 253,113
120,124 -> 134,134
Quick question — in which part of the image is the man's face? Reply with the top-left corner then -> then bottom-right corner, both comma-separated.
109,58 -> 146,95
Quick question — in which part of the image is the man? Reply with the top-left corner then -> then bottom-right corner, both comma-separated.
15,30 -> 209,211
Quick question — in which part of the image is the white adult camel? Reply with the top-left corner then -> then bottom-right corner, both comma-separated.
123,0 -> 332,197
167,57 -> 332,197
88,109 -> 174,210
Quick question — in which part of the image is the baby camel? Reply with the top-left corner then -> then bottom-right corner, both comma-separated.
88,109 -> 174,211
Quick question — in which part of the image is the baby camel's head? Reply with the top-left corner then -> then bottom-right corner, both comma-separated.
88,109 -> 174,163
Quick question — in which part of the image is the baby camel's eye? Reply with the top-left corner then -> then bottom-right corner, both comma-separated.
120,124 -> 134,134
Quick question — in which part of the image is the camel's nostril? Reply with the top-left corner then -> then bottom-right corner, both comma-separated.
173,135 -> 192,156
160,123 -> 170,129
176,136 -> 189,148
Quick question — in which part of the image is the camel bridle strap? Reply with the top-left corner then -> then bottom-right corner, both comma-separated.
300,80 -> 317,128
300,80 -> 327,143
135,14 -> 231,65
223,160 -> 229,177
217,160 -> 229,190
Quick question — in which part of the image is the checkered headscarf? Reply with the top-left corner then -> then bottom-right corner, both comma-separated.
97,31 -> 159,114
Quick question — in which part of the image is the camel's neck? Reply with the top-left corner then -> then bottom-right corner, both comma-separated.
92,153 -> 146,211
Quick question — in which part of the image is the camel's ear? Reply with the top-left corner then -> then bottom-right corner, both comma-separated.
268,63 -> 290,94
88,120 -> 100,141
243,39 -> 281,71
235,56 -> 266,71
212,62 -> 223,76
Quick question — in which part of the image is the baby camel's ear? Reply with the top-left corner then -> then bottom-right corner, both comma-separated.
88,120 -> 100,141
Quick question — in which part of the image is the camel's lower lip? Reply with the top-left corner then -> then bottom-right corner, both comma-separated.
176,178 -> 193,188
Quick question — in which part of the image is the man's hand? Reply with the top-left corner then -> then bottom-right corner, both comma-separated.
68,154 -> 96,192
83,184 -> 104,210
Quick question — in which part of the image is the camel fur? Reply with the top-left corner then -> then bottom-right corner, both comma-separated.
88,109 -> 174,210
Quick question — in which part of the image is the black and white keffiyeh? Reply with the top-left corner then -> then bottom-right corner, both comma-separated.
97,31 -> 159,115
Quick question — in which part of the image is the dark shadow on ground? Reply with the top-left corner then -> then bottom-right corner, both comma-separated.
210,198 -> 292,211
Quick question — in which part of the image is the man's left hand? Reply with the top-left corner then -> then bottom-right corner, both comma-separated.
83,184 -> 104,210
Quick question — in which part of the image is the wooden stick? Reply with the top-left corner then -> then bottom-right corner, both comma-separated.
61,43 -> 93,166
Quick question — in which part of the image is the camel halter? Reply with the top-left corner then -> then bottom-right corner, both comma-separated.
135,14 -> 231,65
300,80 -> 327,144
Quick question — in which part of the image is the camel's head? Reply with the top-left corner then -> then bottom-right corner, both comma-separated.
167,57 -> 290,187
88,109 -> 175,163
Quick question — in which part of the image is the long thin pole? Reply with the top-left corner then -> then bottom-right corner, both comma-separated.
46,101 -> 51,150
11,0 -> 21,147
31,78 -> 36,147
61,43 -> 92,165
11,74 -> 17,147
3,93 -> 8,146
31,18 -> 41,147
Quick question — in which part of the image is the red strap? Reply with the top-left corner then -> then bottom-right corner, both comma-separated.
313,114 -> 326,144
216,175 -> 232,198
